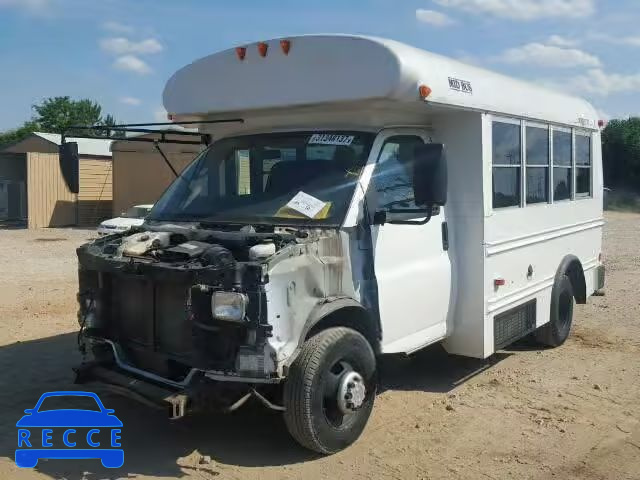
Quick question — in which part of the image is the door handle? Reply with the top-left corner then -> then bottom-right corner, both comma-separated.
441,222 -> 449,251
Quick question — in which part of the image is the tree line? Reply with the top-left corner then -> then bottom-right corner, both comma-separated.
0,96 -> 124,147
602,117 -> 640,191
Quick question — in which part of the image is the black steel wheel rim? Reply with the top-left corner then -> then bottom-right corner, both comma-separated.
322,359 -> 359,428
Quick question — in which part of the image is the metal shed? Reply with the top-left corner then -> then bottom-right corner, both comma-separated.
0,132 -> 113,228
110,132 -> 202,216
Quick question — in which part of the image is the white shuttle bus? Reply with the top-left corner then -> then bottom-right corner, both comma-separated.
67,35 -> 605,454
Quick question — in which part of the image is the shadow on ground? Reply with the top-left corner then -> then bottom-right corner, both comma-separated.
0,220 -> 26,229
0,332 -> 512,479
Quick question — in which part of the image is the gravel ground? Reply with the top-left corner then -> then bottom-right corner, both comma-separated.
0,213 -> 638,480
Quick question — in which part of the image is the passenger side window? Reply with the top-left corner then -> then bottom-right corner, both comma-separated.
372,136 -> 424,212
553,129 -> 572,201
525,125 -> 550,204
575,133 -> 592,197
492,122 -> 521,208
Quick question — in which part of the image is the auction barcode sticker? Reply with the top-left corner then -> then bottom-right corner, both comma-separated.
308,134 -> 355,146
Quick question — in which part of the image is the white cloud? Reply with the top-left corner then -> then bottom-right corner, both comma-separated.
547,35 -> 579,47
416,9 -> 456,27
103,21 -> 134,34
613,36 -> 640,47
113,55 -> 152,75
433,0 -> 595,20
590,33 -> 640,47
119,96 -> 142,106
568,69 -> 640,96
100,37 -> 163,56
0,0 -> 50,13
496,42 -> 601,68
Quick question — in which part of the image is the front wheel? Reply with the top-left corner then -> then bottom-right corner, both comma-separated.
283,327 -> 376,454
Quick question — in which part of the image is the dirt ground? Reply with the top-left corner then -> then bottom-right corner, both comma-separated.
0,213 -> 638,480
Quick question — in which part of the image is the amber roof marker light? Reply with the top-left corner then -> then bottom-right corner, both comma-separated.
280,39 -> 291,55
419,84 -> 432,99
236,47 -> 247,61
258,42 -> 269,57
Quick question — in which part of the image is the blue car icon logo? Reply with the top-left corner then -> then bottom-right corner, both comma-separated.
16,391 -> 123,468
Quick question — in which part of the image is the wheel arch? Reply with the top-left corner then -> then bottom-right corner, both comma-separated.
300,298 -> 381,354
556,255 -> 587,304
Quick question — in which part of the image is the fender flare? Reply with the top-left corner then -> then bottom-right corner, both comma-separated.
298,297 -> 380,352
556,255 -> 587,304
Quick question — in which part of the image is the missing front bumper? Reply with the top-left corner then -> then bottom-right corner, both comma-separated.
74,362 -> 285,417
74,363 -> 190,419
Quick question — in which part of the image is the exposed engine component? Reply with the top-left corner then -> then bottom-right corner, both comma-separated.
156,241 -> 212,262
119,232 -> 172,257
200,244 -> 236,268
249,243 -> 276,261
75,225 -> 308,377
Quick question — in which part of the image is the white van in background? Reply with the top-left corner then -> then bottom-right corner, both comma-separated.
63,35 -> 605,454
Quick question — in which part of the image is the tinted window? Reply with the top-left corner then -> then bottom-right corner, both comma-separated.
552,129 -> 572,201
553,167 -> 572,201
372,136 -> 424,211
575,133 -> 592,196
525,126 -> 549,204
493,167 -> 521,208
526,126 -> 549,166
576,134 -> 591,165
493,122 -> 521,165
576,167 -> 591,195
553,130 -> 572,166
493,121 -> 521,208
527,168 -> 548,204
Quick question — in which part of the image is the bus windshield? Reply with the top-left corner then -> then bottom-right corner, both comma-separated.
147,132 -> 374,226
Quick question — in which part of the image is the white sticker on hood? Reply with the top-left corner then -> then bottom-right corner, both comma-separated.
286,191 -> 327,218
308,134 -> 354,146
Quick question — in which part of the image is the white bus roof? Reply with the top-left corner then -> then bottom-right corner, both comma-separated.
163,34 -> 598,130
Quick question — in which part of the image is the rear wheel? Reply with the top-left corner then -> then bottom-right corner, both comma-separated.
535,274 -> 574,347
283,327 -> 376,454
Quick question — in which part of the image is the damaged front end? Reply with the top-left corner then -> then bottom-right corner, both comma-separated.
75,224 -> 307,416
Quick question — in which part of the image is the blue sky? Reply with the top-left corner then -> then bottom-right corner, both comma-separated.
0,0 -> 639,131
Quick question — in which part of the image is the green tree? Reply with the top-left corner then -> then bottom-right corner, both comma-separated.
0,120 -> 40,147
602,117 -> 640,189
33,96 -> 102,135
0,97 -> 123,147
96,114 -> 126,138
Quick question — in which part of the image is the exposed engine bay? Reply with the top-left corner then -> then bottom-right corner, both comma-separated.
76,223 -> 306,386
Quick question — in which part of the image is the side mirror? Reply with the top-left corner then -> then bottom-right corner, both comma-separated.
59,142 -> 80,194
413,143 -> 447,207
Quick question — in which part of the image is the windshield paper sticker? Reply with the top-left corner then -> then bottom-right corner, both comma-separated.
286,191 -> 328,218
308,134 -> 354,146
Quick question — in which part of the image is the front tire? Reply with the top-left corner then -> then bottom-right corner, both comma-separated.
535,274 -> 574,347
283,327 -> 376,454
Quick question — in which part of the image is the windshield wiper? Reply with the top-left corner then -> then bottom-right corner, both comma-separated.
198,218 -> 251,228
